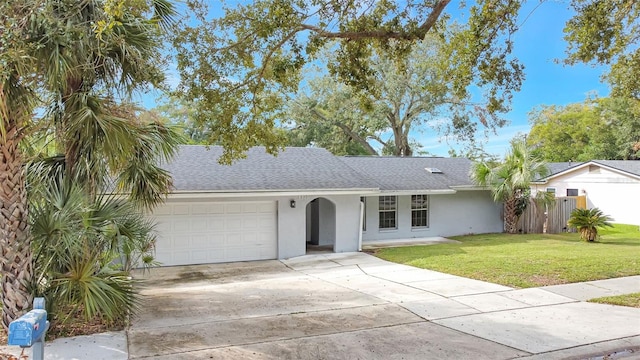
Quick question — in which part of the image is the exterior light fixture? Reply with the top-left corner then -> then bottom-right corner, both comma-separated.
290,200 -> 296,208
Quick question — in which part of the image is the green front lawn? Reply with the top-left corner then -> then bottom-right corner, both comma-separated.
374,224 -> 640,288
588,293 -> 640,308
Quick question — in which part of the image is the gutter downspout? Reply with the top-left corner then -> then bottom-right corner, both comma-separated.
358,200 -> 364,252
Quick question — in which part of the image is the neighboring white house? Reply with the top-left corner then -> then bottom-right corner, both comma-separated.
149,145 -> 503,266
532,160 -> 640,226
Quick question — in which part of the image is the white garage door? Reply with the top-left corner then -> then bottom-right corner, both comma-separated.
150,201 -> 277,266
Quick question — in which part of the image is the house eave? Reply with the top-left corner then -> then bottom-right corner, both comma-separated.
530,181 -> 548,185
165,188 -> 380,199
449,185 -> 490,191
376,189 -> 457,195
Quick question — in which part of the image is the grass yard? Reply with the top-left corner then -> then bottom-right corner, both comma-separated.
588,293 -> 640,308
374,224 -> 640,288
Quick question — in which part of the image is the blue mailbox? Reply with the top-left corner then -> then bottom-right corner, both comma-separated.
7,297 -> 49,360
8,308 -> 47,347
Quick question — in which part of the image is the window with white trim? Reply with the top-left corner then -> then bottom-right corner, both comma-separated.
567,188 -> 579,196
411,195 -> 429,228
546,187 -> 556,194
378,196 -> 397,229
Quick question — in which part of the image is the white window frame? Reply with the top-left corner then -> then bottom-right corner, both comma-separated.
546,187 -> 556,194
378,196 -> 397,230
411,195 -> 429,228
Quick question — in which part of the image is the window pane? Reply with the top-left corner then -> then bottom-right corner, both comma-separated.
378,196 -> 397,229
411,195 -> 429,228
411,195 -> 428,209
379,196 -> 397,211
412,209 -> 428,227
567,188 -> 579,196
379,211 -> 396,229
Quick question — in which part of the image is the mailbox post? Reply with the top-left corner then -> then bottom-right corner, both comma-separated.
7,297 -> 49,360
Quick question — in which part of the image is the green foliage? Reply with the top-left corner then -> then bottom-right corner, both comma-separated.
564,0 -> 640,99
28,174 -> 155,321
287,36 -> 511,156
172,0 -> 524,162
472,138 -> 549,233
146,96 -> 210,144
286,75 -> 384,155
527,97 -> 640,161
375,224 -> 640,288
589,293 -> 640,308
567,207 -> 613,242
1,0 -> 178,329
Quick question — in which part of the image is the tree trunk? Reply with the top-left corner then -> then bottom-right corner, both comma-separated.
0,121 -> 33,330
504,196 -> 518,234
389,117 -> 413,156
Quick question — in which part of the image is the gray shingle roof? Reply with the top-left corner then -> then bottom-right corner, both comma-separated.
547,162 -> 583,176
163,145 -> 378,191
339,156 -> 474,191
591,160 -> 640,177
163,146 -> 478,192
541,160 -> 640,181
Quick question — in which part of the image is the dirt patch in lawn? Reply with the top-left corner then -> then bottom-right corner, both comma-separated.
528,274 -> 566,287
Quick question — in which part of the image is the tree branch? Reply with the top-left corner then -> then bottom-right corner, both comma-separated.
299,0 -> 451,41
309,108 -> 378,155
368,134 -> 388,147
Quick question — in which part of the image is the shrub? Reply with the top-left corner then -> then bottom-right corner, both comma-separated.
567,208 -> 613,242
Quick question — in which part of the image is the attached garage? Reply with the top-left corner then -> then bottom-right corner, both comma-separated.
150,200 -> 277,266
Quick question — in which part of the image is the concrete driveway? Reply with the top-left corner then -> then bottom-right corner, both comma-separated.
128,253 -> 640,359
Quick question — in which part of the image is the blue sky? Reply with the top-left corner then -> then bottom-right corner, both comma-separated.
138,1 -> 611,158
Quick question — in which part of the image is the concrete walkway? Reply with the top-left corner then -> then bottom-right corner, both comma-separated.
1,252 -> 639,359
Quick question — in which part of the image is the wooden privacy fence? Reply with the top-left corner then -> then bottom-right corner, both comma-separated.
546,197 -> 578,233
516,198 -> 545,234
517,196 -> 585,234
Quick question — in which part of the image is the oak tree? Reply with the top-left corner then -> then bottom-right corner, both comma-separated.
172,0 -> 525,162
564,0 -> 640,99
527,97 -> 640,161
286,36 -> 509,156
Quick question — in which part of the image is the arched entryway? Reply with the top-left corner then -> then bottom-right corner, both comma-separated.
305,197 -> 336,253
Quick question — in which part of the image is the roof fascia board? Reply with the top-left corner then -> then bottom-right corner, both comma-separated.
376,189 -> 457,195
448,185 -> 490,191
544,161 -> 601,184
166,188 -> 381,199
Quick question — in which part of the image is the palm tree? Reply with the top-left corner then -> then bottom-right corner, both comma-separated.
35,0 -> 177,207
567,208 -> 613,242
0,0 -> 176,329
28,172 -> 159,321
0,1 -> 40,329
471,138 -> 550,234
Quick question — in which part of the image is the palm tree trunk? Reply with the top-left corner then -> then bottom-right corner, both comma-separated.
504,196 -> 518,234
0,121 -> 33,330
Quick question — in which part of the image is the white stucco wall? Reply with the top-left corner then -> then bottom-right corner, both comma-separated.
159,194 -> 363,261
160,190 -> 503,263
361,190 -> 503,242
278,194 -> 361,257
533,166 -> 640,225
